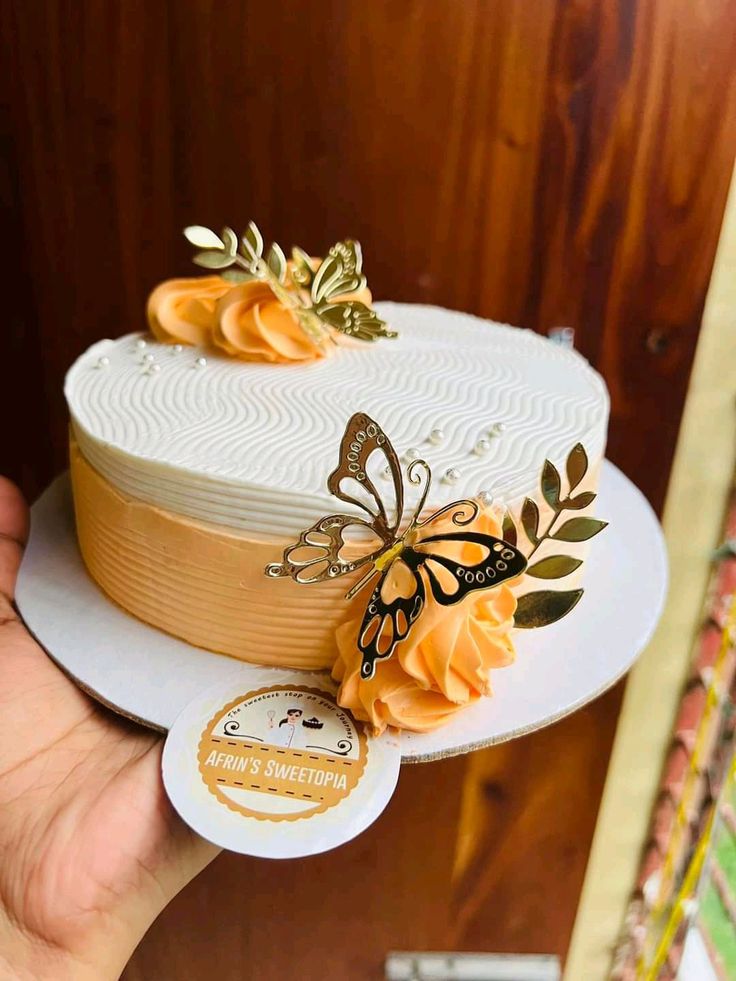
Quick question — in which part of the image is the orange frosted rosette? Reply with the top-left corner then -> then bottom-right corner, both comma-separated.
213,281 -> 324,364
333,510 -> 521,735
147,276 -> 232,346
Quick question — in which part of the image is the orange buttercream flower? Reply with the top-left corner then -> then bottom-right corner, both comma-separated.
332,510 -> 520,734
212,281 -> 324,364
147,276 -> 232,347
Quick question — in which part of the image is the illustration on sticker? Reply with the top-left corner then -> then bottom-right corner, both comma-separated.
197,686 -> 368,823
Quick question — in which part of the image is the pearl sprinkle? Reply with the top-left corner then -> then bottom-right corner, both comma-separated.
443,467 -> 461,485
478,490 -> 494,508
473,438 -> 491,456
429,428 -> 444,445
195,357 -> 207,368
403,447 -> 420,463
488,422 -> 506,437
136,339 -> 147,350
96,356 -> 110,368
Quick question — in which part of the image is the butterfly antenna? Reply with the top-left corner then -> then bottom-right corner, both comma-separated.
406,459 -> 432,529
416,499 -> 479,529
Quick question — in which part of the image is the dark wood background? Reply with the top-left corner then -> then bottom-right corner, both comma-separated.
2,1 -> 736,976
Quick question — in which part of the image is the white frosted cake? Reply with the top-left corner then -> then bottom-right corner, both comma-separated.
64,230 -> 609,733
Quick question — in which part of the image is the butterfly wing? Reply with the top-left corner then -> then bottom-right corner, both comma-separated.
266,413 -> 404,586
327,412 -> 404,540
265,513 -> 385,584
313,301 -> 395,342
356,533 -> 527,678
311,241 -> 367,304
414,531 -> 527,606
357,559 -> 426,679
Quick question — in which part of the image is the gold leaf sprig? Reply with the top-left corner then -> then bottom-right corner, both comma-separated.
502,443 -> 607,628
182,223 -> 397,347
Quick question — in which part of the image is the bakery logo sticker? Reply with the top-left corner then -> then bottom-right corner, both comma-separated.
197,685 -> 368,822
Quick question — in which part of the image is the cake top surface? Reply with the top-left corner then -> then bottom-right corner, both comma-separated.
65,302 -> 609,537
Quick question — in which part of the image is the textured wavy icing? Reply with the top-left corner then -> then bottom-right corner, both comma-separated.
65,303 -> 609,538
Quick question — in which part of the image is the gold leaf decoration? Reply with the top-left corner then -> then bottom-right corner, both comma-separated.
526,555 -> 583,579
266,243 -> 287,283
291,246 -> 314,288
192,250 -> 236,270
183,225 -> 223,249
512,442 -> 604,629
563,490 -> 596,510
552,517 -> 608,542
541,460 -> 561,508
221,268 -> 254,284
514,589 -> 584,628
241,221 -> 264,268
521,497 -> 540,544
566,442 -> 588,492
221,226 -> 238,257
502,511 -> 518,546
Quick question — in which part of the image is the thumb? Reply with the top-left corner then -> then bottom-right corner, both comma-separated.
0,477 -> 29,607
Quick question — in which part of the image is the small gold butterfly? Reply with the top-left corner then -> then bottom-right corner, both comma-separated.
265,413 -> 527,679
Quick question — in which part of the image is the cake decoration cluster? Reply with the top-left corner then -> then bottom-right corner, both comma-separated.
265,411 -> 529,680
146,222 -> 395,364
265,412 -> 607,731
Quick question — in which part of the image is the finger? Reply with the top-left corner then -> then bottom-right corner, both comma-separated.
0,477 -> 30,603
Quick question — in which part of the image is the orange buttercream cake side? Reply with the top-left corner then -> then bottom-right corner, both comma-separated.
70,441 -> 353,671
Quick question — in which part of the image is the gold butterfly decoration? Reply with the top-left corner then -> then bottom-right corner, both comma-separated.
183,223 -> 397,349
265,413 -> 529,680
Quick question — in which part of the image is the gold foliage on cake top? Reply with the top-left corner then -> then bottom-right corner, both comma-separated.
146,222 -> 396,364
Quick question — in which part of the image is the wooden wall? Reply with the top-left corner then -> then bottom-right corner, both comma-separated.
2,1 -> 736,976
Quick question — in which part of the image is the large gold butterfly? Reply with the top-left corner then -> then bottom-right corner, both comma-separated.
265,413 -> 528,679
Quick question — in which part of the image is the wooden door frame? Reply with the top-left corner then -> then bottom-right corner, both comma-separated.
566,167 -> 736,979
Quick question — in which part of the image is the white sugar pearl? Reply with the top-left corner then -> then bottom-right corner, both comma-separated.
381,465 -> 392,480
173,344 -> 183,354
429,428 -> 444,445
136,339 -> 147,350
143,352 -> 155,363
195,357 -> 207,368
488,422 -> 506,437
478,490 -> 494,508
96,356 -> 110,368
474,438 -> 491,456
404,447 -> 420,463
443,467 -> 461,485
147,363 -> 161,374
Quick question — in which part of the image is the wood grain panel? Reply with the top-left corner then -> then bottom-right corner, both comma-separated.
1,0 -> 735,975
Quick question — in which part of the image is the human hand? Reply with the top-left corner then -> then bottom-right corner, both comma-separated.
0,478 -> 219,980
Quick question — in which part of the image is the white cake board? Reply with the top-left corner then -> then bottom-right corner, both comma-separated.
16,462 -> 667,763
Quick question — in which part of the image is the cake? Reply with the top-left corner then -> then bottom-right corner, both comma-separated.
64,227 -> 609,733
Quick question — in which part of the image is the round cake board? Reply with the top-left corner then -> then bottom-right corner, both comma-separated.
16,462 -> 667,763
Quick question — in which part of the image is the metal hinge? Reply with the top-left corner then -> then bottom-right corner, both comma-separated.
385,951 -> 561,981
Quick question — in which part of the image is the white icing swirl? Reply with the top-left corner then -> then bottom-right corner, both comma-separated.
65,303 -> 609,539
